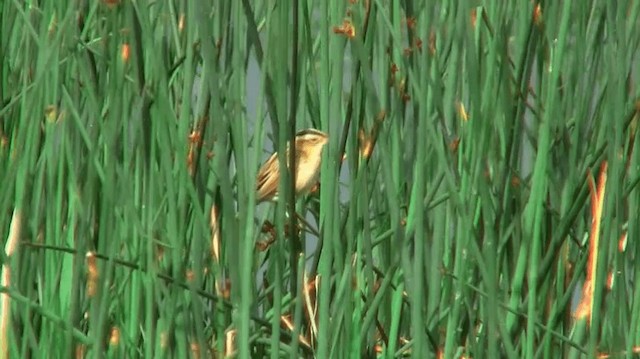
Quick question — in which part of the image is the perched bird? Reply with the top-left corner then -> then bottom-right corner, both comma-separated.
256,129 -> 329,203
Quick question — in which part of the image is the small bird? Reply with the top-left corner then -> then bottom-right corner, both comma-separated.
256,128 -> 329,203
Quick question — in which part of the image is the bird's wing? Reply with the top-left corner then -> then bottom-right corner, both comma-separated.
256,152 -> 280,201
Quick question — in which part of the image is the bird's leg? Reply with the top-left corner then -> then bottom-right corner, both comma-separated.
309,183 -> 320,194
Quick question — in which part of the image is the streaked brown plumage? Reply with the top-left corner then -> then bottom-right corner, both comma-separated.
256,129 -> 329,202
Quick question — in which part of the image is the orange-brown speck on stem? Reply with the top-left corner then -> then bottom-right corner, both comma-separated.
121,43 -> 130,63
103,0 -> 120,8
533,3 -> 543,26
405,16 -> 416,29
333,20 -> 356,38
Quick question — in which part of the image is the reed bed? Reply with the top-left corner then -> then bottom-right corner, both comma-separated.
1,0 -> 640,358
